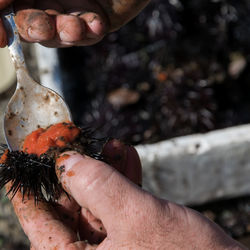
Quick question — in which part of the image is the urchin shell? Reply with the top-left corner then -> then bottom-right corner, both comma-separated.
0,128 -> 108,203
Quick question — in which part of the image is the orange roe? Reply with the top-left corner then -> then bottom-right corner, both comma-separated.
22,122 -> 80,156
0,149 -> 9,164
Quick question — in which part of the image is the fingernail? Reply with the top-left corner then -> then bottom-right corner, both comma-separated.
86,16 -> 105,39
28,27 -> 41,41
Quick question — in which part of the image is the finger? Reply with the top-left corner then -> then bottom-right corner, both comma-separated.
79,207 -> 106,244
102,139 -> 127,174
125,145 -> 142,186
0,0 -> 13,9
54,192 -> 80,232
46,0 -> 107,47
56,151 -> 146,232
56,14 -> 85,43
15,9 -> 55,42
77,12 -> 106,40
57,153 -> 107,243
102,139 -> 142,186
78,140 -> 141,243
14,2 -> 107,47
41,12 -> 106,48
64,0 -> 108,44
34,0 -> 86,46
0,18 -> 7,47
6,183 -> 91,250
56,191 -> 106,245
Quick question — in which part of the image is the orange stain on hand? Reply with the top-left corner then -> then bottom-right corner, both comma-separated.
66,170 -> 75,177
22,122 -> 80,156
56,154 -> 70,166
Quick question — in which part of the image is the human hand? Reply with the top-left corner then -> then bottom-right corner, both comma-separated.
7,139 -> 142,249
0,0 -> 150,48
8,140 -> 246,249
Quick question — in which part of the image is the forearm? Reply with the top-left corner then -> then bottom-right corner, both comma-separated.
97,0 -> 150,31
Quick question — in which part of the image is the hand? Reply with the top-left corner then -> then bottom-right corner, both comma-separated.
0,0 -> 150,48
7,139 -> 142,249
8,141 -> 245,249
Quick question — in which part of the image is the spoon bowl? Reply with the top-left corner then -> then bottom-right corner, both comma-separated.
2,7 -> 72,151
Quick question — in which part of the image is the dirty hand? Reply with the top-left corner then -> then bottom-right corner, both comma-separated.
7,139 -> 142,249
8,141 -> 245,249
0,0 -> 150,48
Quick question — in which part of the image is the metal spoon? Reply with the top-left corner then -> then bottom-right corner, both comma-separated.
2,6 -> 72,151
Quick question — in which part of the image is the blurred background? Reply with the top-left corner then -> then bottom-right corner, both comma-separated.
59,0 -> 250,145
1,0 -> 250,248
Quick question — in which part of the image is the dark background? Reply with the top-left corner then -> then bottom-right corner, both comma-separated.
59,0 -> 250,145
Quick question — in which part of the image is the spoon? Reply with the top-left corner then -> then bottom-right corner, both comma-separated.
2,6 -> 72,151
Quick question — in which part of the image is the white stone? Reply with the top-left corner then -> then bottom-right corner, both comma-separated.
136,124 -> 250,205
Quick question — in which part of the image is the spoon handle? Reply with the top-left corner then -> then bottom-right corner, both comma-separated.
1,5 -> 27,72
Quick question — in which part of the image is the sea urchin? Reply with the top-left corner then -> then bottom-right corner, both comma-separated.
0,122 -> 107,203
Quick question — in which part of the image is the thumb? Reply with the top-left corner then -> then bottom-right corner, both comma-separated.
56,151 -> 144,231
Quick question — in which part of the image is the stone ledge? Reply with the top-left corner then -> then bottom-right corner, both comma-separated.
136,124 -> 250,205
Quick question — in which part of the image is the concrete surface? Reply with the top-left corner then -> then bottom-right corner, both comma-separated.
137,124 -> 250,205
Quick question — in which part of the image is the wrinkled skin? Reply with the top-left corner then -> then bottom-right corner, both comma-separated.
7,139 -> 143,249
6,139 -> 246,249
0,0 -> 150,47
